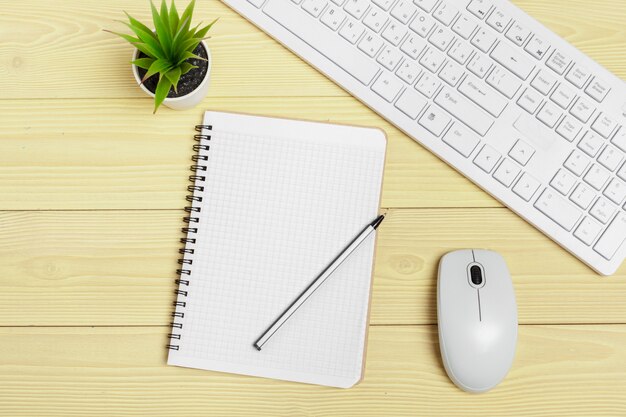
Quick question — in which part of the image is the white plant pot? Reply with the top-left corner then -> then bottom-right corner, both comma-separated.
131,40 -> 211,111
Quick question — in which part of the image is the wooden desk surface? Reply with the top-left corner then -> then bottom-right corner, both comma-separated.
1,0 -> 625,415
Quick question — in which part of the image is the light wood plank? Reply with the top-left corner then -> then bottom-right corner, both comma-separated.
0,325 -> 625,416
1,209 -> 625,326
0,0 -> 344,98
0,0 -> 624,99
0,98 -> 496,210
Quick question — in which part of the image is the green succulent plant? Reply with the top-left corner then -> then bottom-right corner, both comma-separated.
108,0 -> 217,112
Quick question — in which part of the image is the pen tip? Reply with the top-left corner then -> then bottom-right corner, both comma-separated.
254,343 -> 261,351
371,214 -> 385,229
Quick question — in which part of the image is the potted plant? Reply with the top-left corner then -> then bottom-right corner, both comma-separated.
108,0 -> 217,112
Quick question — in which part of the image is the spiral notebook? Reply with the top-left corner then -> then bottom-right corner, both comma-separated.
167,111 -> 387,388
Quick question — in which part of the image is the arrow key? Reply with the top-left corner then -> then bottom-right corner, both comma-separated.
473,144 -> 501,173
493,158 -> 521,187
509,139 -> 535,166
513,172 -> 541,201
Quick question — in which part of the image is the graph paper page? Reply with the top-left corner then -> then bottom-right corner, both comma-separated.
168,111 -> 386,388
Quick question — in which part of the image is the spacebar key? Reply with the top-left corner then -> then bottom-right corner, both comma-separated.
263,0 -> 379,85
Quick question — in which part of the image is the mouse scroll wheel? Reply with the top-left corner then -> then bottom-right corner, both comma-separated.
470,265 -> 483,285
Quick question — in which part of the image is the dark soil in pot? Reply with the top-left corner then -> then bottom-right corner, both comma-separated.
136,42 -> 209,98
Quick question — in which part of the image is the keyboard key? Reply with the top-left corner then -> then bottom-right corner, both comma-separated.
434,87 -> 494,136
531,70 -> 557,95
604,178 -> 626,205
486,65 -> 521,98
509,139 -> 534,166
429,26 -> 455,51
611,128 -> 626,152
409,12 -> 435,37
400,34 -> 426,59
574,217 -> 602,245
524,34 -> 550,60
467,0 -> 492,19
564,150 -> 590,176
448,39 -> 473,64
302,0 -> 327,17
597,145 -> 623,171
391,0 -> 416,24
363,7 -> 388,32
565,63 -> 590,88
419,48 -> 446,72
451,14 -> 477,39
536,102 -> 562,128
471,27 -> 497,53
486,8 -> 511,32
358,32 -> 384,57
570,183 -> 596,209
585,77 -> 611,102
473,144 -> 501,173
415,72 -> 441,98
517,88 -> 542,114
372,0 -> 394,10
550,83 -> 576,109
591,113 -> 618,138
344,0 -> 369,19
570,97 -> 596,123
418,105 -> 451,136
590,197 -> 616,224
414,0 -> 437,13
331,0 -> 346,4
371,71 -> 404,102
584,163 -> 610,190
442,123 -> 480,157
493,158 -> 520,187
433,3 -> 458,26
265,2 -> 380,85
513,172 -> 540,201
618,162 -> 626,182
377,45 -> 403,70
467,53 -> 493,78
382,21 -> 408,45
396,60 -> 422,84
555,116 -> 582,142
506,22 -> 531,46
534,188 -> 581,230
438,61 -> 464,86
458,75 -> 507,116
339,19 -> 366,43
394,87 -> 428,118
247,0 -> 265,7
577,131 -> 604,157
594,212 -> 626,259
546,50 -> 571,75
321,6 -> 347,30
550,168 -> 576,195
490,42 -> 534,80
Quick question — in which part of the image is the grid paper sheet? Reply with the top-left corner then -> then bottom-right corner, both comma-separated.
168,111 -> 386,388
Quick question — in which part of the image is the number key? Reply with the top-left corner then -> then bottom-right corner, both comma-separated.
564,149 -> 590,176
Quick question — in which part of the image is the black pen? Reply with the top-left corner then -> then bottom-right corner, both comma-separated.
254,214 -> 385,351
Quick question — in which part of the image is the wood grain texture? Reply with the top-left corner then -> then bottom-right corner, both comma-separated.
1,325 -> 625,417
1,0 -> 626,414
0,98 -> 497,210
2,209 -> 625,326
0,0 -> 624,99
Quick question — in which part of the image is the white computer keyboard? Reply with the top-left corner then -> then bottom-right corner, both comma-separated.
223,0 -> 626,275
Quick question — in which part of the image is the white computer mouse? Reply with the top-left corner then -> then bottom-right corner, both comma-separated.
437,249 -> 518,393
